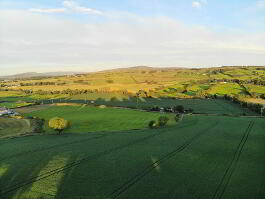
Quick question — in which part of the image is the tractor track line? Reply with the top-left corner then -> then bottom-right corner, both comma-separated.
109,122 -> 219,199
211,120 -> 254,199
0,119 -> 199,196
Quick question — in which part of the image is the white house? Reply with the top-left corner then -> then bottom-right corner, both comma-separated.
0,107 -> 16,116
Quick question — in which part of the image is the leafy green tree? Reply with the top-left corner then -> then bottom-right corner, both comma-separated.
148,120 -> 156,129
158,116 -> 169,127
48,117 -> 70,135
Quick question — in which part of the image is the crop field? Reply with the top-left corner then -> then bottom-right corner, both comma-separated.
0,114 -> 264,199
66,98 -> 256,116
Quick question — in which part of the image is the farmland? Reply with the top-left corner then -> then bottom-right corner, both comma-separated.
0,66 -> 264,199
0,112 -> 264,199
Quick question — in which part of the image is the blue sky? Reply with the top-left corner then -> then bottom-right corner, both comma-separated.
0,0 -> 264,75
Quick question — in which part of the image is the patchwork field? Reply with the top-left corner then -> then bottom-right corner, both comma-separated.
0,66 -> 264,199
0,114 -> 264,199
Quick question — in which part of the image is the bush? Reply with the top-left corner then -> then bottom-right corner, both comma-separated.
110,97 -> 118,102
173,105 -> 184,113
148,120 -> 156,129
186,108 -> 193,113
158,116 -> 169,127
151,106 -> 160,112
175,114 -> 180,122
31,117 -> 45,133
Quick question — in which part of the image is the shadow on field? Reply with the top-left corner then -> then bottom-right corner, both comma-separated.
0,145 -> 87,199
0,153 -> 55,198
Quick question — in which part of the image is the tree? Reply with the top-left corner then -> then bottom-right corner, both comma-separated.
175,114 -> 181,123
148,120 -> 156,129
173,105 -> 184,113
157,116 -> 169,127
48,117 -> 70,135
136,90 -> 148,109
31,117 -> 45,133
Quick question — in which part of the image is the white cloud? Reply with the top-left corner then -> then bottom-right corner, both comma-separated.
0,10 -> 264,75
257,0 -> 265,9
29,8 -> 66,14
29,1 -> 103,15
192,0 -> 207,8
62,1 -> 103,15
192,2 -> 202,8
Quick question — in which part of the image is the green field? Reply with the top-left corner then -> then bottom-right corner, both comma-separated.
0,114 -> 264,199
0,69 -> 264,199
0,118 -> 30,138
22,105 -> 171,134
79,98 -> 256,116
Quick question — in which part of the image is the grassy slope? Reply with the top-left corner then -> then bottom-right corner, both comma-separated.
0,116 -> 264,199
0,118 -> 30,138
23,105 -> 172,133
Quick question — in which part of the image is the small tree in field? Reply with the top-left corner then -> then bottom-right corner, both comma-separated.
48,117 -> 70,135
173,105 -> 184,113
157,116 -> 169,127
148,120 -> 156,129
175,114 -> 181,123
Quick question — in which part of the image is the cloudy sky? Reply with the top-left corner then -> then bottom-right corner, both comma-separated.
0,0 -> 265,75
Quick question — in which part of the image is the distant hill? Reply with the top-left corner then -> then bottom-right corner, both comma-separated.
0,71 -> 84,80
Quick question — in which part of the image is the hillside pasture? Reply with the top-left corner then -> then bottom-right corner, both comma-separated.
23,105 -> 171,134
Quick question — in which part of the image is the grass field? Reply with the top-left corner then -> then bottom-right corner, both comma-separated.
0,115 -> 264,199
78,98 -> 256,116
0,118 -> 30,138
22,105 -> 171,133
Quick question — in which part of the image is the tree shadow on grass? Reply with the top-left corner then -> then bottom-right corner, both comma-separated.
0,143 -> 76,199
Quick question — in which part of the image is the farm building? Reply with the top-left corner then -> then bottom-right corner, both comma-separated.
0,107 -> 18,116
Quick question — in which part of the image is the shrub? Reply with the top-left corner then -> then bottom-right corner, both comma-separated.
151,106 -> 160,112
110,97 -> 118,102
186,108 -> 193,113
175,114 -> 180,122
173,105 -> 185,113
148,120 -> 156,129
158,116 -> 169,127
31,117 -> 45,133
